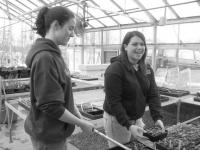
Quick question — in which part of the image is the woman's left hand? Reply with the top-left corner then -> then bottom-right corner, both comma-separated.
155,119 -> 165,131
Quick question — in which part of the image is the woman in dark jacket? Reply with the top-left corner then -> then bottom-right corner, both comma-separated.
24,6 -> 94,150
103,31 -> 164,148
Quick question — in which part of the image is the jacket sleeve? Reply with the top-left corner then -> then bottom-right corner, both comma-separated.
33,53 -> 65,119
104,64 -> 131,129
146,67 -> 163,122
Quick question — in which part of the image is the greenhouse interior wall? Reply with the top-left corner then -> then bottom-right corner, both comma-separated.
2,1 -> 200,150
1,20 -> 200,93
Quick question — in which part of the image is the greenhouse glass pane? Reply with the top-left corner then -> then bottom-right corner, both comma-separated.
87,8 -> 107,18
163,49 -> 176,58
0,9 -> 7,18
42,0 -> 50,4
107,30 -> 120,44
179,22 -> 200,43
172,3 -> 200,17
93,0 -> 120,12
129,12 -> 151,22
139,0 -> 164,9
113,0 -> 139,11
23,0 -> 38,9
88,20 -> 104,28
9,9 -> 20,17
68,5 -> 83,16
112,15 -> 133,24
98,18 -> 117,26
34,0 -> 44,6
8,0 -> 30,12
179,49 -> 194,60
94,32 -> 101,45
149,8 -> 177,20
84,32 -> 95,45
87,1 -> 107,18
136,27 -> 153,43
157,25 -> 179,43
167,0 -> 194,5
121,28 -> 135,42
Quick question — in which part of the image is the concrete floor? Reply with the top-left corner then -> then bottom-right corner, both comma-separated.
0,118 -> 79,150
0,116 -> 104,150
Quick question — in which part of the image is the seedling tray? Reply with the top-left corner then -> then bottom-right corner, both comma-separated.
77,105 -> 103,120
158,87 -> 190,97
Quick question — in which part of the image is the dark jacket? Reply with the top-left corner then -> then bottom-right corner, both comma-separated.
24,38 -> 75,144
103,52 -> 162,129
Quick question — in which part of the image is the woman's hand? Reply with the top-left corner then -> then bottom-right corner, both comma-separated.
129,125 -> 147,139
135,118 -> 145,129
155,119 -> 165,131
79,120 -> 95,133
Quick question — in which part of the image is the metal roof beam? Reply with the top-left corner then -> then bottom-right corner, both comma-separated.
78,5 -> 107,27
87,8 -> 141,21
86,16 -> 200,32
13,0 -> 66,21
61,2 -> 105,28
89,0 -> 120,25
109,0 -> 137,23
3,0 -> 11,19
4,0 -> 36,23
15,0 -> 32,10
38,0 -> 48,5
162,0 -> 180,18
0,1 -> 33,24
132,0 -> 157,23
27,0 -> 39,7
0,6 -> 31,26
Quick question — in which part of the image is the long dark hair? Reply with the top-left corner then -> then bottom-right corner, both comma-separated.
120,31 -> 147,74
34,6 -> 75,37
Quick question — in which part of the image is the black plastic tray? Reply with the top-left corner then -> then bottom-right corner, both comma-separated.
78,106 -> 103,120
158,87 -> 190,97
143,130 -> 168,142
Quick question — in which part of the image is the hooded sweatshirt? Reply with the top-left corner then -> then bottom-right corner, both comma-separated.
24,38 -> 75,143
103,52 -> 162,129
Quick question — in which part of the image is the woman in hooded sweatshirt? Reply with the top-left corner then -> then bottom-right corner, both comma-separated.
24,6 -> 94,150
103,31 -> 164,148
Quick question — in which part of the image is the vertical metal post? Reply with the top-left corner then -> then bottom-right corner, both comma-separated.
81,34 -> 84,64
152,25 -> 157,71
101,30 -> 104,64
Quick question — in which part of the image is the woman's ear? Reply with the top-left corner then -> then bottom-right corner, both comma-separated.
51,20 -> 60,31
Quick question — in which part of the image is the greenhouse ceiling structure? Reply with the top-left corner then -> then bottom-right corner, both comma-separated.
0,0 -> 200,32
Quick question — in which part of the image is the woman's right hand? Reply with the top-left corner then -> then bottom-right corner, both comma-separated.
79,120 -> 95,133
129,125 -> 147,139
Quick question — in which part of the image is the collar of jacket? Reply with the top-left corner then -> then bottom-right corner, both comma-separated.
120,52 -> 136,72
38,38 -> 61,56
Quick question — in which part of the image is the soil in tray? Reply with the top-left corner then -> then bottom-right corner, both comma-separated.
143,102 -> 200,129
69,127 -> 108,150
157,123 -> 200,150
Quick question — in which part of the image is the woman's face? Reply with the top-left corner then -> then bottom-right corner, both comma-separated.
124,36 -> 145,64
56,18 -> 75,45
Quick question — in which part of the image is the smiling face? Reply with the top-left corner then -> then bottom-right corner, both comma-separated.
124,36 -> 145,64
55,18 -> 75,46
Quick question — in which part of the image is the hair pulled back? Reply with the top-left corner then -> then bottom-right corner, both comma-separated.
34,6 -> 75,37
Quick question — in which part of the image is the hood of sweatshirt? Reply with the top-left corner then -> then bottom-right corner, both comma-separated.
110,52 -> 133,71
25,38 -> 61,68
